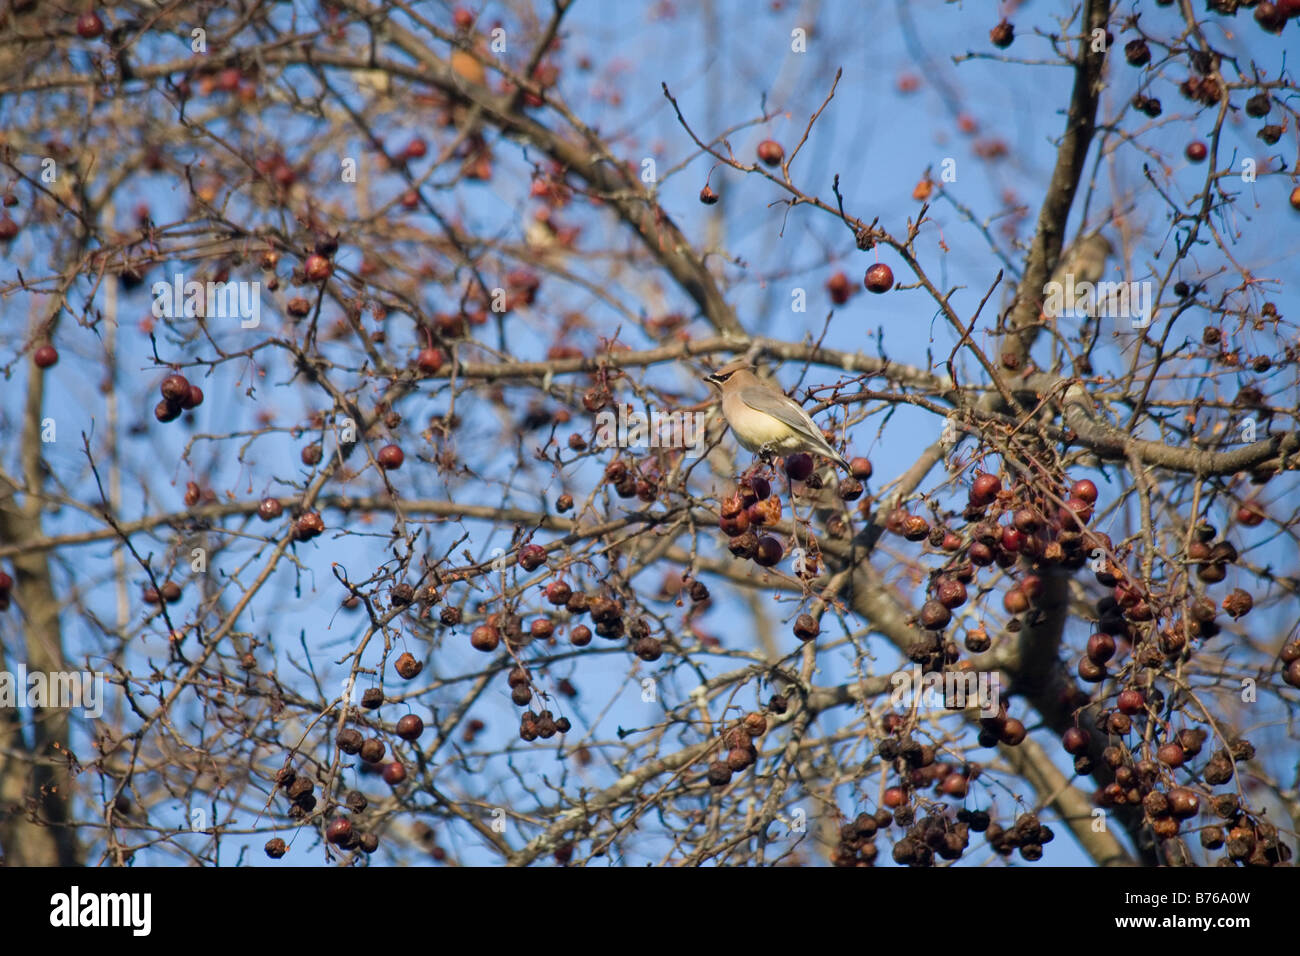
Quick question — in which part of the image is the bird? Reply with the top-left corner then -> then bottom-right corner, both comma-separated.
1043,232 -> 1113,317
704,359 -> 852,471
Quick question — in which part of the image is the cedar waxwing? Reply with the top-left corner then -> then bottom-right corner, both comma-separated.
705,360 -> 852,471
1043,232 -> 1113,316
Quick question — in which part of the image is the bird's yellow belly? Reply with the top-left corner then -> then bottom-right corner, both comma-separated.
730,415 -> 801,453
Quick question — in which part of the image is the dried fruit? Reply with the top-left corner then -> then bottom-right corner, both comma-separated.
395,652 -> 422,680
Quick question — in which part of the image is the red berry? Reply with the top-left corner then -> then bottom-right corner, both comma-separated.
33,345 -> 58,368
304,254 -> 332,282
1062,727 -> 1091,755
1086,632 -> 1116,665
1070,478 -> 1098,504
882,786 -> 906,808
1236,501 -> 1266,527
1060,497 -> 1093,527
756,139 -> 784,166
404,138 -> 427,160
377,444 -> 404,469
827,271 -> 852,304
470,624 -> 500,652
864,263 -> 894,293
416,347 -> 445,373
325,816 -> 353,845
396,714 -> 424,740
0,215 -> 18,241
969,472 -> 1001,507
1255,1 -> 1287,30
1000,717 -> 1027,745
1157,742 -> 1185,768
382,761 -> 407,785
76,11 -> 104,39
160,374 -> 191,403
518,544 -> 547,571
1117,689 -> 1145,715
1167,787 -> 1200,819
698,185 -> 719,205
1185,141 -> 1208,163
181,384 -> 204,410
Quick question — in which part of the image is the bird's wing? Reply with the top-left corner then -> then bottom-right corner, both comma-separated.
735,386 -> 819,434
736,386 -> 850,469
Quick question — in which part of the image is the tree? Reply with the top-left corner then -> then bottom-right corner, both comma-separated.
1,0 -> 1297,868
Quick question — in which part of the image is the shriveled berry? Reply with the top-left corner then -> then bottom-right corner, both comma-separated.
633,636 -> 663,661
518,544 -> 547,571
919,600 -> 951,630
793,613 -> 819,641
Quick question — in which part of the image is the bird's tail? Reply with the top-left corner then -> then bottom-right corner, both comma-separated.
815,437 -> 852,472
